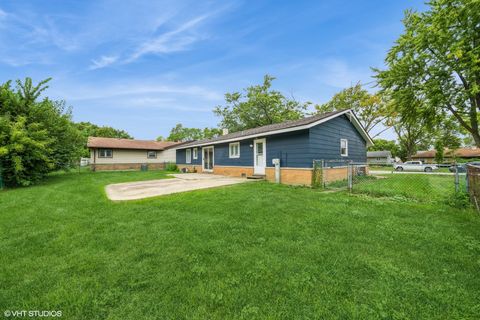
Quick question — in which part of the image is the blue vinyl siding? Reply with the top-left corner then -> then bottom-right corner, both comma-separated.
265,130 -> 310,168
176,147 -> 202,165
176,114 -> 367,168
214,140 -> 254,166
309,115 -> 367,163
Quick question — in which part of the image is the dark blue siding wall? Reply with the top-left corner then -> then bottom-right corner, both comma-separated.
214,140 -> 254,166
309,115 -> 367,163
175,114 -> 367,167
265,130 -> 310,167
176,147 -> 202,165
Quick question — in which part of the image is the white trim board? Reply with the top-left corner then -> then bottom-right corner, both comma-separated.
179,110 -> 373,148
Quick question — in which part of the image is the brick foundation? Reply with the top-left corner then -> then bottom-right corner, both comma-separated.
91,163 -> 166,171
177,164 -> 203,173
265,167 -> 313,185
213,166 -> 253,177
323,167 -> 348,183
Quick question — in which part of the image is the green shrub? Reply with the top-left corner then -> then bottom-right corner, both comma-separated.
446,192 -> 471,209
164,163 -> 179,172
0,78 -> 82,187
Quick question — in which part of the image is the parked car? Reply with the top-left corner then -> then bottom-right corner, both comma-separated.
449,162 -> 480,173
394,161 -> 438,172
449,164 -> 466,173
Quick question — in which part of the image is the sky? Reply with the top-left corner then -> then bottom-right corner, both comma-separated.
0,0 -> 426,140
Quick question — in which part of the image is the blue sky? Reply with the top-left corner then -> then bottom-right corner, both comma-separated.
0,0 -> 425,139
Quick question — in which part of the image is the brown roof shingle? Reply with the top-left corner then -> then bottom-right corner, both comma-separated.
87,137 -> 183,150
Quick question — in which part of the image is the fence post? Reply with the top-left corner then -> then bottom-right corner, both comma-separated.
321,160 -> 325,188
455,166 -> 459,192
348,163 -> 353,192
466,167 -> 469,193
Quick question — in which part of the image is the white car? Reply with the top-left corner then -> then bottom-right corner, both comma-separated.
394,161 -> 438,172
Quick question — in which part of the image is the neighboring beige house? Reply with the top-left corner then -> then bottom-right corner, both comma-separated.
367,151 -> 395,165
412,147 -> 480,163
87,137 -> 184,171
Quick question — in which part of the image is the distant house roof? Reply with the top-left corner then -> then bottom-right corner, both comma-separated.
87,137 -> 183,150
367,151 -> 392,158
412,147 -> 480,159
178,109 -> 373,149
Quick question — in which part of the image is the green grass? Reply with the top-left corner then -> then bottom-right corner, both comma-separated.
1,170 -> 479,319
354,174 -> 465,203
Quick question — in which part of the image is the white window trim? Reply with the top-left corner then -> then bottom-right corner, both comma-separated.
229,142 -> 240,158
340,139 -> 348,157
186,149 -> 192,164
193,148 -> 198,159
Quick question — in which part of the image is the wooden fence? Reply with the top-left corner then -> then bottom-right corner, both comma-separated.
466,164 -> 480,210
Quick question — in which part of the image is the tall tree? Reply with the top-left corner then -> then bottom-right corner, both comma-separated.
315,83 -> 390,137
166,124 -> 221,142
375,0 -> 480,145
0,78 -> 82,187
214,75 -> 309,132
76,122 -> 132,140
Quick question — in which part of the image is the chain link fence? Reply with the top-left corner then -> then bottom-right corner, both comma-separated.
312,160 -> 371,191
312,159 -> 470,207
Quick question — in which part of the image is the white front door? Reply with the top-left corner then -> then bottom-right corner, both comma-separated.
202,146 -> 214,172
253,138 -> 266,175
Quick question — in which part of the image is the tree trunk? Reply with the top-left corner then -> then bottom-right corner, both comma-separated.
471,131 -> 480,148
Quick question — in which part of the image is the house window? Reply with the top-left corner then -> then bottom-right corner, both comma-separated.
193,148 -> 198,159
229,142 -> 240,158
147,151 -> 157,159
186,149 -> 192,163
98,148 -> 113,158
340,139 -> 348,157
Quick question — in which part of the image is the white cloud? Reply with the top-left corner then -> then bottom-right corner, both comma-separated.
315,58 -> 371,89
89,55 -> 118,70
0,8 -> 7,19
127,14 -> 210,62
57,80 -> 223,102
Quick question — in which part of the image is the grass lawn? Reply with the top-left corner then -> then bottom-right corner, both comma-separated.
1,170 -> 479,319
353,174 -> 466,202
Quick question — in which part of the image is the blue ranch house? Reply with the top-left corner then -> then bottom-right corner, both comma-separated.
176,109 -> 373,185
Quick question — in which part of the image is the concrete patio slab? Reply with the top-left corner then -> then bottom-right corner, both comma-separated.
105,173 -> 249,201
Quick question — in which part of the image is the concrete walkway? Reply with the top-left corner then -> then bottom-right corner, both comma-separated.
105,173 -> 249,201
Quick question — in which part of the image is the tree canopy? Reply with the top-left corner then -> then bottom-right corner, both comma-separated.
375,0 -> 480,146
76,122 -> 133,140
75,121 -> 133,156
166,124 -> 221,142
368,139 -> 400,158
315,83 -> 390,137
0,78 -> 82,187
214,75 -> 309,132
